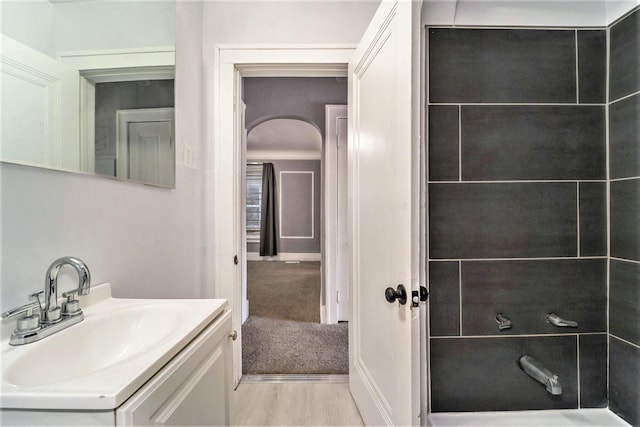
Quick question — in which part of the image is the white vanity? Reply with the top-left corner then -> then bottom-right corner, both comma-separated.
0,283 -> 233,426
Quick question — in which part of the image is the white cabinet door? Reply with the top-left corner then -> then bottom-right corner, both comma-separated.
116,311 -> 233,426
348,1 -> 421,425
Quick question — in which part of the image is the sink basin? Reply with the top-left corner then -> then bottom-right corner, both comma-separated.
4,304 -> 179,388
0,283 -> 227,410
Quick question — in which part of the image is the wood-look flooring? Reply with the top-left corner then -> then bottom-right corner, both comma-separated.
233,380 -> 363,426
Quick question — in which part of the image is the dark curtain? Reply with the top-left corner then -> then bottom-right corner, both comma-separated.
259,163 -> 278,256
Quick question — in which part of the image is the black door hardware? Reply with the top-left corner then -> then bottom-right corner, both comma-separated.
412,286 -> 429,307
385,284 -> 407,305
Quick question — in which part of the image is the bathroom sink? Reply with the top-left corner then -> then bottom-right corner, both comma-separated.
0,283 -> 227,410
4,304 -> 180,388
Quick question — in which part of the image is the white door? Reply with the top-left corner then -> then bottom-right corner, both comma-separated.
0,35 -> 79,171
348,1 -> 421,425
325,104 -> 349,324
117,108 -> 175,187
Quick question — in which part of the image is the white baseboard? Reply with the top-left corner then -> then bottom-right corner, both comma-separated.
246,252 -> 321,262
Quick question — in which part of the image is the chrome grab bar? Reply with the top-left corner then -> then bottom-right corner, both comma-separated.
546,313 -> 578,328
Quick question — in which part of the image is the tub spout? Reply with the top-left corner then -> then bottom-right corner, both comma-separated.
518,355 -> 562,396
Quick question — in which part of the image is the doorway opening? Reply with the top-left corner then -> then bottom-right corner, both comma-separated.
239,77 -> 349,375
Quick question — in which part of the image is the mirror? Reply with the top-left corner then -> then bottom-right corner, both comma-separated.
0,0 -> 176,187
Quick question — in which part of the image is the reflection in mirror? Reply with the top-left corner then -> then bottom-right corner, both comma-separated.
0,1 -> 176,187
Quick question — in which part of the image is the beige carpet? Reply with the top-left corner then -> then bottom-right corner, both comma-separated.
243,261 -> 348,375
247,261 -> 321,323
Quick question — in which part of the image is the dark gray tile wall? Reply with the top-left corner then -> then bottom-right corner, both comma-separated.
427,27 -> 608,413
460,260 -> 606,336
579,334 -> 608,408
610,260 -> 640,346
430,336 -> 578,412
610,94 -> 640,179
610,9 -> 640,101
429,183 -> 577,259
579,182 -> 607,256
610,179 -> 640,261
428,29 -> 576,103
608,10 -> 640,426
461,106 -> 605,181
609,337 -> 640,426
577,30 -> 607,104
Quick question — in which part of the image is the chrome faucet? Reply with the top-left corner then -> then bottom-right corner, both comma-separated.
2,257 -> 91,345
43,257 -> 91,323
519,355 -> 562,395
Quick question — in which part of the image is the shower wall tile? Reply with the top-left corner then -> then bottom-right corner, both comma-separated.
610,179 -> 640,261
610,9 -> 640,101
579,334 -> 608,408
579,182 -> 607,256
430,336 -> 578,412
429,183 -> 577,259
610,94 -> 640,179
428,261 -> 460,336
577,30 -> 607,104
428,29 -> 576,103
609,337 -> 640,426
461,106 -> 605,181
610,259 -> 640,346
428,106 -> 459,181
460,259 -> 606,336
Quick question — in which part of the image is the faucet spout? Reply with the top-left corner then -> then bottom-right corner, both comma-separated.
518,355 -> 562,396
43,257 -> 91,324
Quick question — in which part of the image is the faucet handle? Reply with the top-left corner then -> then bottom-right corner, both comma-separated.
1,295 -> 42,335
61,290 -> 82,317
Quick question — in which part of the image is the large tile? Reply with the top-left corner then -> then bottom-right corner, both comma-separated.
461,259 -> 607,336
610,259 -> 640,346
429,106 -> 459,181
611,179 -> 640,261
610,94 -> 640,179
428,28 -> 576,103
579,182 -> 607,256
579,334 -> 608,408
578,30 -> 606,104
429,183 -> 577,259
610,9 -> 640,101
609,336 -> 640,427
461,106 -> 605,181
430,336 -> 578,412
428,261 -> 460,336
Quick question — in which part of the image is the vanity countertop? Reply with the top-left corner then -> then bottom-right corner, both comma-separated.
0,283 -> 227,410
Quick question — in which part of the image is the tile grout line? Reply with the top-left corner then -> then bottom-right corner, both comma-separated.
577,335 -> 581,408
429,256 -> 607,262
610,334 -> 640,350
575,30 -> 580,104
609,89 -> 640,105
428,102 -> 605,106
605,23 -> 612,400
610,256 -> 640,265
429,179 -> 608,184
610,175 -> 640,182
577,182 -> 581,257
458,105 -> 462,182
431,332 -> 609,339
458,260 -> 463,337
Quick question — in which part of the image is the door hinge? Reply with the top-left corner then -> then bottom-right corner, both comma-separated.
233,255 -> 238,265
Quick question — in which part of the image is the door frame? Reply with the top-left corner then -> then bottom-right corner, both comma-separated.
209,45 -> 356,386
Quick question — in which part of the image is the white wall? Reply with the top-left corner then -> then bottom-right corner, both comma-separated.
422,0 -> 639,26
0,1 -> 54,57
0,1 -> 204,312
0,0 -> 378,311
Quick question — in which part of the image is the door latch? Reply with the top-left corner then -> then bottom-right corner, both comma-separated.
411,286 -> 429,307
233,255 -> 238,265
